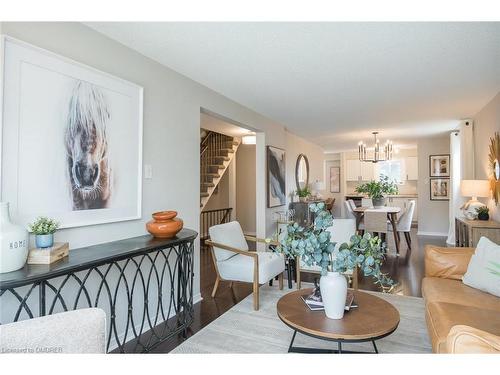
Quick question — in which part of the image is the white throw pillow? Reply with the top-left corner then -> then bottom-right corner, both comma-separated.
462,236 -> 500,297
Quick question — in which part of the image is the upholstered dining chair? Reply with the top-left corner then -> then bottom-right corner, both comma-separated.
206,221 -> 285,310
325,197 -> 336,215
296,218 -> 358,290
387,200 -> 416,249
364,210 -> 389,243
344,200 -> 365,232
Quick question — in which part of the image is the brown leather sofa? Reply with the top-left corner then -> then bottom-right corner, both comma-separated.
422,245 -> 500,353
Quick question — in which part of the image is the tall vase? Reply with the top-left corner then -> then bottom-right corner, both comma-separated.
320,271 -> 348,319
0,202 -> 29,273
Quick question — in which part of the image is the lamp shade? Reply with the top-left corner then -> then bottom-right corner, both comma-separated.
314,180 -> 325,191
460,180 -> 490,198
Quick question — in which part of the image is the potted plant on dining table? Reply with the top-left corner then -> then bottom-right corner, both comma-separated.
355,175 -> 398,208
277,202 -> 393,319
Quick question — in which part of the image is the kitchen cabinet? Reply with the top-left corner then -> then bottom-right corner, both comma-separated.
345,159 -> 375,181
404,156 -> 418,180
346,159 -> 361,181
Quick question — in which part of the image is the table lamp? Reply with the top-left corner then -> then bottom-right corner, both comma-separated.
460,180 -> 490,220
314,180 -> 325,199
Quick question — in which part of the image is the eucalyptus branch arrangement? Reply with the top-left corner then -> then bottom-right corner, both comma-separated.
28,217 -> 60,235
277,202 -> 393,289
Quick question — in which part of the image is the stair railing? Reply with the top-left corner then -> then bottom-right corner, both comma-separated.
200,207 -> 233,241
200,131 -> 233,186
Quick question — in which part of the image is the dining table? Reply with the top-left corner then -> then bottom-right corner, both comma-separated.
353,206 -> 402,255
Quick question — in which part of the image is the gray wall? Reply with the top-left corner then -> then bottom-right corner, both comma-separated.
473,91 -> 500,222
0,22 -> 324,345
417,136 -> 451,235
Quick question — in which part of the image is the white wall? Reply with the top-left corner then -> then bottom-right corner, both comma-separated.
473,91 -> 500,222
236,144 -> 256,234
417,136 -> 450,235
323,154 -> 343,217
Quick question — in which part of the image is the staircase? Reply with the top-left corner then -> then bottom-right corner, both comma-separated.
200,131 -> 240,210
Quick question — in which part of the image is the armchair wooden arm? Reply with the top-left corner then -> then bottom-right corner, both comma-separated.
205,239 -> 258,258
243,235 -> 280,247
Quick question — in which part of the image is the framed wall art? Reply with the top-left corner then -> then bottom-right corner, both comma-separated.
430,178 -> 450,201
330,166 -> 340,193
267,146 -> 286,208
429,154 -> 450,177
1,36 -> 144,228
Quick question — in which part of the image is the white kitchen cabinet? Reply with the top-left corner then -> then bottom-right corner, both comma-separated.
360,161 -> 375,181
346,159 -> 375,181
346,159 -> 361,181
404,156 -> 418,180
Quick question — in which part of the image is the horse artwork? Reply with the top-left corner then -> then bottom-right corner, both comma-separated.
65,81 -> 112,210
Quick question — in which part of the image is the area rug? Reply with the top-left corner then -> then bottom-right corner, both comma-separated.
171,284 -> 432,353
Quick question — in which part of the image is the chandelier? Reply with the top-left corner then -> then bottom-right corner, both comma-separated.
358,132 -> 393,163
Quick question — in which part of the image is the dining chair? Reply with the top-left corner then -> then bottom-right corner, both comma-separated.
364,210 -> 389,243
206,221 -> 285,310
296,218 -> 358,290
344,200 -> 365,232
387,200 -> 415,249
325,197 -> 336,215
361,198 -> 373,207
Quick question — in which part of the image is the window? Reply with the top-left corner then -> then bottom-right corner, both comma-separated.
377,160 -> 403,184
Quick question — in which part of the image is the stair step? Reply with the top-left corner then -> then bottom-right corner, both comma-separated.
203,173 -> 220,178
201,182 -> 215,187
220,148 -> 235,153
207,164 -> 225,170
201,192 -> 209,197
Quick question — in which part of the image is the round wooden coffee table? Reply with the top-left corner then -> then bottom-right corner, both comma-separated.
277,288 -> 400,353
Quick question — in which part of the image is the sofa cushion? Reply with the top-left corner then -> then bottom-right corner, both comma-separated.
463,236 -> 500,297
422,277 -> 500,311
426,302 -> 500,353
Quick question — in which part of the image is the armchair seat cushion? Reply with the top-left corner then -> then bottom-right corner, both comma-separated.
426,301 -> 500,353
217,252 -> 285,284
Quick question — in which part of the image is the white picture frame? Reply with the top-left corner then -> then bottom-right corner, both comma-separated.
1,36 -> 143,229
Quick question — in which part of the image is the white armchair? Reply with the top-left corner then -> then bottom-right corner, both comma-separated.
0,308 -> 106,353
345,200 -> 365,231
206,221 -> 285,310
296,218 -> 358,289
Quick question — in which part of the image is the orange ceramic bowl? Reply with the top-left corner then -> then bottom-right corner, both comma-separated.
146,211 -> 183,239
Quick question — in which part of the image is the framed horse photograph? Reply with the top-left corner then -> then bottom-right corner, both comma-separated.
1,36 -> 143,228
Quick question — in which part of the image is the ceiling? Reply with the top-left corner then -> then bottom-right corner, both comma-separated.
86,22 -> 500,152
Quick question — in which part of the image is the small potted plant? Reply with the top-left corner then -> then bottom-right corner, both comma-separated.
296,187 -> 311,202
28,217 -> 60,248
476,206 -> 490,221
355,175 -> 398,207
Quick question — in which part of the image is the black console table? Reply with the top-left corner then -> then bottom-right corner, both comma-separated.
0,229 -> 197,353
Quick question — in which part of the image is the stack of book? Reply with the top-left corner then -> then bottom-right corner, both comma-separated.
301,287 -> 357,312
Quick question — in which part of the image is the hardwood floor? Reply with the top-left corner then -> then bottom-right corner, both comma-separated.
145,227 -> 446,353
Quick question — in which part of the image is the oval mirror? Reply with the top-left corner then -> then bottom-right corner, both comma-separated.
495,159 -> 500,180
295,154 -> 310,191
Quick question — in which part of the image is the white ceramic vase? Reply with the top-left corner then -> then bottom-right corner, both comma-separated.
320,271 -> 348,319
0,202 -> 29,273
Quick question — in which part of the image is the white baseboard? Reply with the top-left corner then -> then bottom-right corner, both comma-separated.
417,231 -> 448,237
193,292 -> 203,305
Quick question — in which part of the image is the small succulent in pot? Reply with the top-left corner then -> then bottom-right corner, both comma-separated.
28,217 -> 60,248
476,206 -> 490,221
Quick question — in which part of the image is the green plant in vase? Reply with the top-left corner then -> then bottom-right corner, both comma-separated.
476,206 -> 490,221
296,187 -> 311,202
355,175 -> 398,207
